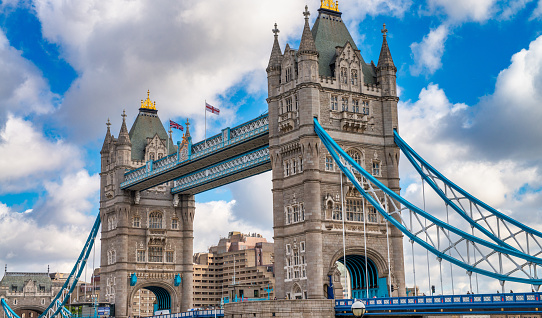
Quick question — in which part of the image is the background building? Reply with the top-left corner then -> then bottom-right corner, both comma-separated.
192,231 -> 275,309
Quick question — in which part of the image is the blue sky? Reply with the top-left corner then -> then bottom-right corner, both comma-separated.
0,0 -> 541,294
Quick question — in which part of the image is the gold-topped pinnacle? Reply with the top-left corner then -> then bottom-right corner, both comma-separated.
321,0 -> 339,12
141,89 -> 157,110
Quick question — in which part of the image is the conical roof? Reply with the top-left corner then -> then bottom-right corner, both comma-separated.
118,110 -> 131,146
299,6 -> 318,55
311,7 -> 377,83
267,23 -> 283,70
128,108 -> 176,161
100,119 -> 112,154
377,24 -> 395,69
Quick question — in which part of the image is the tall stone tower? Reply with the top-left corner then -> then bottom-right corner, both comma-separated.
267,3 -> 405,300
99,92 -> 194,317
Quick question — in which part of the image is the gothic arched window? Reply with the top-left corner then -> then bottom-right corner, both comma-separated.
149,211 -> 163,229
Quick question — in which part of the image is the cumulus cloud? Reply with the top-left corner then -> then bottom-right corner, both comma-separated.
28,0 -> 323,142
426,0 -> 533,23
194,199 -> 274,253
0,115 -> 82,193
0,170 -> 99,277
0,31 -> 59,118
398,35 -> 542,293
410,25 -> 449,76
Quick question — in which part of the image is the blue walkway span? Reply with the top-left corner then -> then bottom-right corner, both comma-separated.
120,114 -> 269,194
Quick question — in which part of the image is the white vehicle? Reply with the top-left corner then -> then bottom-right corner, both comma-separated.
154,310 -> 170,315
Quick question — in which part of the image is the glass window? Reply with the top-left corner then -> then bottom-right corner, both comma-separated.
286,97 -> 292,112
294,251 -> 300,265
133,216 -> 140,228
352,99 -> 359,113
330,95 -> 338,111
363,101 -> 370,115
341,67 -> 348,84
372,161 -> 380,176
166,251 -> 174,263
332,204 -> 342,220
300,241 -> 305,252
341,97 -> 348,111
325,156 -> 334,171
351,69 -> 358,85
171,218 -> 178,230
137,250 -> 145,262
292,160 -> 297,174
346,199 -> 363,222
149,246 -> 163,262
286,207 -> 292,224
293,205 -> 299,223
149,211 -> 162,229
368,206 -> 378,223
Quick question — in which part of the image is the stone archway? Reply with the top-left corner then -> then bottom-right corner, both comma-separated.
328,247 -> 392,299
291,283 -> 303,300
128,282 -> 178,317
12,305 -> 47,318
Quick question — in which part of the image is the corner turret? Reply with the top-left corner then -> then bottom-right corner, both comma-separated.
117,110 -> 132,166
267,23 -> 283,97
376,24 -> 397,97
297,6 -> 319,84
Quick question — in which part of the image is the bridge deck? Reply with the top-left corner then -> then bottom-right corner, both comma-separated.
120,115 -> 269,193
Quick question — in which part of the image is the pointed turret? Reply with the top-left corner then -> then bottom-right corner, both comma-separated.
377,24 -> 397,97
267,23 -> 283,71
267,23 -> 283,98
101,118 -> 112,154
118,110 -> 131,146
298,6 -> 318,56
377,24 -> 396,71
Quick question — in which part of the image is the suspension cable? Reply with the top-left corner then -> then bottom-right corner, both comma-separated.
340,169 -> 348,298
422,178 -> 431,295
364,192 -> 368,298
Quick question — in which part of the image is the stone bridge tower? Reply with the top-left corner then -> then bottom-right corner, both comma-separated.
99,92 -> 194,317
267,3 -> 406,300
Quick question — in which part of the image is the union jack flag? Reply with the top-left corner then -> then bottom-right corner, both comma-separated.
169,120 -> 183,131
205,102 -> 220,115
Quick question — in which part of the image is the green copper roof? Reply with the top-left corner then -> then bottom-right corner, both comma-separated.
128,109 -> 177,161
311,9 -> 376,84
0,272 -> 52,292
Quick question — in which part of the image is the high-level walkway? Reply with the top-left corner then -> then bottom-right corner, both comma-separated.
120,114 -> 269,194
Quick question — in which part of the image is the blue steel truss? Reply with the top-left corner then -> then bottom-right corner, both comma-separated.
121,114 -> 269,189
171,147 -> 270,194
1,215 -> 101,318
314,118 -> 542,285
394,131 -> 542,266
335,292 -> 542,316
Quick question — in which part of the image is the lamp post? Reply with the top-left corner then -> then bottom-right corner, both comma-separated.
351,300 -> 366,317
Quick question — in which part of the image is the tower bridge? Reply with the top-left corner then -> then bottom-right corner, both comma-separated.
2,2 -> 542,318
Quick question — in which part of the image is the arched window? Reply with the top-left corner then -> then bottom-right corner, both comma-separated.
149,211 -> 163,229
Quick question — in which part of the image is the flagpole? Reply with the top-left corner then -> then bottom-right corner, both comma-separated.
205,100 -> 207,149
167,119 -> 172,155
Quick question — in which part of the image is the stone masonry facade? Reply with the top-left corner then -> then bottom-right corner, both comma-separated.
99,96 -> 194,318
266,5 -> 406,300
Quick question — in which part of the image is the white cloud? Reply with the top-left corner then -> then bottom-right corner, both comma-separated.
410,25 -> 449,76
398,36 -> 542,292
0,115 -> 82,193
0,31 -> 59,118
193,200 -> 273,253
0,170 -> 99,277
426,0 -> 497,22
341,0 -> 412,21
531,0 -> 542,19
30,0 -> 321,142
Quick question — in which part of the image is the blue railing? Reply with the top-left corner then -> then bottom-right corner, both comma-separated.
146,310 -> 224,318
171,147 -> 270,193
121,114 -> 268,189
335,292 -> 542,315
